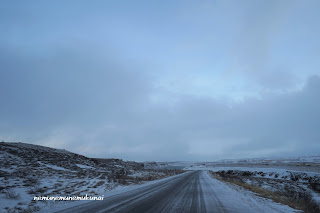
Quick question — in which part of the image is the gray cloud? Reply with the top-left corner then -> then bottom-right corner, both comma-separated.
1,41 -> 320,161
1,1 -> 320,161
0,43 -> 151,141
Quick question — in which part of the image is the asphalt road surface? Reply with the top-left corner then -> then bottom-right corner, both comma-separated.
55,171 -> 292,213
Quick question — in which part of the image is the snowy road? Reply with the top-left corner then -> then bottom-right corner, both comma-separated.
56,171 -> 297,213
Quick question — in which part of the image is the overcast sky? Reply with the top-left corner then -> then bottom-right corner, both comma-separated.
1,0 -> 320,161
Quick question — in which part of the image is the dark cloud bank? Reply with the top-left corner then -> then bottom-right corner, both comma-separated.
0,45 -> 319,161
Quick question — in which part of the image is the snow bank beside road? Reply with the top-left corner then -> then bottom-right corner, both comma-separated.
201,171 -> 300,213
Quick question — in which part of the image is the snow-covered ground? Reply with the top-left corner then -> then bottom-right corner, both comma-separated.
208,168 -> 320,212
1,142 -> 319,212
41,171 -> 300,213
0,142 -> 183,213
200,171 -> 300,213
149,158 -> 320,211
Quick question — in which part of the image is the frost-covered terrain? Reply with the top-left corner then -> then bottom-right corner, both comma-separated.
42,171 -> 300,213
0,142 -> 183,213
1,143 -> 319,213
146,159 -> 320,212
180,159 -> 320,213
